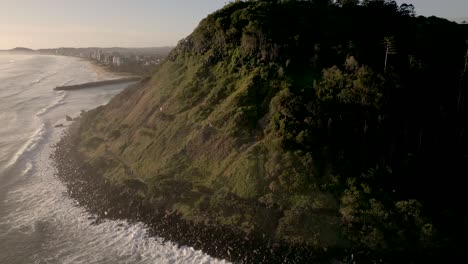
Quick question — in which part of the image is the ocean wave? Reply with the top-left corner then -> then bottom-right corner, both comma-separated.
60,79 -> 75,87
5,123 -> 47,169
30,78 -> 43,84
0,88 -> 27,101
1,119 -> 229,264
3,135 -> 229,264
2,96 -> 47,114
0,73 -> 30,82
36,92 -> 67,117
29,71 -> 58,85
0,55 -> 228,264
20,162 -> 34,177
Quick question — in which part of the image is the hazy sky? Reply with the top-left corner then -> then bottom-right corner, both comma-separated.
0,0 -> 466,50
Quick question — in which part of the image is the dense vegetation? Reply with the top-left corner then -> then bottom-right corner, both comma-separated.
75,0 -> 468,262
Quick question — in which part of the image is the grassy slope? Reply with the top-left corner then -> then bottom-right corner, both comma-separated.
76,0 -> 468,259
78,1 -> 342,247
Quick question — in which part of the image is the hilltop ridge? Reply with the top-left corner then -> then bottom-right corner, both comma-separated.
0,47 -> 37,54
10,47 -> 35,51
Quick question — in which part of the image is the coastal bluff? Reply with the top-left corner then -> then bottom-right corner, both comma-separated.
54,1 -> 468,263
54,77 -> 141,91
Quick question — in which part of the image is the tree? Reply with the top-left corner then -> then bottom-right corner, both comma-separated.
335,0 -> 360,6
399,3 -> 415,17
383,36 -> 396,71
314,57 -> 384,107
313,43 -> 321,69
464,41 -> 468,73
459,41 -> 468,113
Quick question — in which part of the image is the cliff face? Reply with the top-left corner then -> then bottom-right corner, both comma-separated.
75,0 -> 468,260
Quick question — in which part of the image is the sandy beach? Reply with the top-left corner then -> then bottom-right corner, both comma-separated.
78,58 -> 136,80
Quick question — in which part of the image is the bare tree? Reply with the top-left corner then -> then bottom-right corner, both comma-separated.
458,41 -> 468,113
464,42 -> 468,73
383,36 -> 396,72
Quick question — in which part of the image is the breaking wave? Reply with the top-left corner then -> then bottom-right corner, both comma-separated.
4,123 -> 47,169
36,92 -> 67,117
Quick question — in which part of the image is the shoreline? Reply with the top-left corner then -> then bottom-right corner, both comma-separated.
84,58 -> 137,79
51,120 -> 338,264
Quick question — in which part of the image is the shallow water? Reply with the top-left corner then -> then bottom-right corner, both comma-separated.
0,55 -> 228,264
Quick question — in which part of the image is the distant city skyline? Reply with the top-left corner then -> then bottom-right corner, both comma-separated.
0,0 -> 466,50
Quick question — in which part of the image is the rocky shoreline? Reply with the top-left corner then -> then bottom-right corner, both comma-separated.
54,77 -> 141,91
51,121 -> 343,264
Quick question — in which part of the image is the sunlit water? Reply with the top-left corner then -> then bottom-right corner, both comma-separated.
0,55 -> 228,264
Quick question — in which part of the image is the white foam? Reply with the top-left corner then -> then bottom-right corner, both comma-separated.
1,55 -> 229,263
4,123 -> 47,169
29,71 -> 58,85
4,145 -> 230,264
30,78 -> 42,84
20,162 -> 34,176
36,92 -> 67,117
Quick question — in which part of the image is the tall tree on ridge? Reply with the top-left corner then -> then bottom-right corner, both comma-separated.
383,36 -> 396,72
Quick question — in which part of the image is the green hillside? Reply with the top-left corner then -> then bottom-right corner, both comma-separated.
72,0 -> 468,261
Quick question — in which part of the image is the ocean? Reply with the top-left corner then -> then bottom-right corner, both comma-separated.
0,55 -> 227,264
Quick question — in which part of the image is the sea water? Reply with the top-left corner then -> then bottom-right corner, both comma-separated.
0,55 -> 228,264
